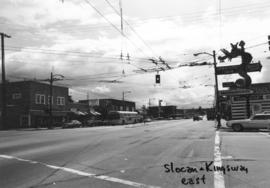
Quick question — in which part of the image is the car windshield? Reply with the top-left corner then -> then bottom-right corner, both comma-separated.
250,115 -> 270,120
251,115 -> 265,120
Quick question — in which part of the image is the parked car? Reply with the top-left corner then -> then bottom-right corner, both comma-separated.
193,115 -> 203,121
86,119 -> 104,126
226,113 -> 270,131
144,117 -> 152,122
206,111 -> 215,120
62,120 -> 82,128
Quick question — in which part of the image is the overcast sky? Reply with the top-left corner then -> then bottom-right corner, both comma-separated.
1,0 -> 270,108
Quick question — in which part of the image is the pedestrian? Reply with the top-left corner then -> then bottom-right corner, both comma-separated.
216,112 -> 221,129
143,115 -> 146,125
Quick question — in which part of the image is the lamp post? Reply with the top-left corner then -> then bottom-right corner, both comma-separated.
194,51 -> 221,128
158,99 -> 163,118
122,91 -> 131,111
148,98 -> 156,107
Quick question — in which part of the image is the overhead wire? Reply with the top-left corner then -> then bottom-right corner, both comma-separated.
3,0 -> 268,91
9,0 -> 267,32
83,0 -> 153,59
103,0 -> 158,58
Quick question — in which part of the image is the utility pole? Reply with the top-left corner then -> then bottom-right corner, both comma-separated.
213,50 -> 221,128
49,72 -> 53,129
158,99 -> 162,118
194,51 -> 221,128
41,72 -> 64,129
87,91 -> 90,113
1,33 -> 11,130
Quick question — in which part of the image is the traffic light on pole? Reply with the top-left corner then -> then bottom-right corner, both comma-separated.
268,35 -> 270,51
155,74 -> 160,84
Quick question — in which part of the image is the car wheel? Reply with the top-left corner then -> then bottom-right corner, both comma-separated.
232,124 -> 243,132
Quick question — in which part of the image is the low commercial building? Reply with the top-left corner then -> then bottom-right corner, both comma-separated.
79,99 -> 136,119
225,82 -> 270,119
148,105 -> 176,118
0,81 -> 69,129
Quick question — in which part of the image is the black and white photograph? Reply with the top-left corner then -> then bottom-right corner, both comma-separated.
1,0 -> 270,187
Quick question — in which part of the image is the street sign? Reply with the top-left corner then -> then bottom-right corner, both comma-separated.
216,62 -> 262,75
219,89 -> 254,96
222,82 -> 235,88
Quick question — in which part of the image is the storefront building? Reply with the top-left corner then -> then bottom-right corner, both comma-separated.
227,83 -> 270,120
0,81 -> 68,129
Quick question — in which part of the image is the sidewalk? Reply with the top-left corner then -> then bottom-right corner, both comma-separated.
15,127 -> 63,131
214,119 -> 227,129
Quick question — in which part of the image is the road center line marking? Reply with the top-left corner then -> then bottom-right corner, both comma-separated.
259,132 -> 270,137
214,131 -> 225,188
0,154 -> 161,188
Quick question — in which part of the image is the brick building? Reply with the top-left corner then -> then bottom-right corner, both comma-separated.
0,81 -> 69,129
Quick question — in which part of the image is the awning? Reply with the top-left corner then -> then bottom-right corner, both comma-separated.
30,109 -> 68,116
70,109 -> 88,116
89,110 -> 101,116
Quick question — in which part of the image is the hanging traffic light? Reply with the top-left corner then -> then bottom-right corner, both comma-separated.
268,35 -> 270,51
155,74 -> 160,84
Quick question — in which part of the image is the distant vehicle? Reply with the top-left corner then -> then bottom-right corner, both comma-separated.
226,113 -> 270,131
86,119 -> 104,127
107,111 -> 143,125
193,115 -> 203,121
144,117 -> 152,122
172,114 -> 185,119
62,120 -> 82,128
206,110 -> 215,120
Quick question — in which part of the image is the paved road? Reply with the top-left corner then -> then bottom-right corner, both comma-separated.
0,119 -> 269,188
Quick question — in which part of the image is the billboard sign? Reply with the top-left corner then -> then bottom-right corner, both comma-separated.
216,62 -> 262,75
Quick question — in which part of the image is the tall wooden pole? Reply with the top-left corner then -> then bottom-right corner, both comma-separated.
1,33 -> 11,130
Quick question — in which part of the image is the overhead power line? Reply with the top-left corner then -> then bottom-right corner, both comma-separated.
103,0 -> 158,58
83,0 -> 153,58
5,46 -> 156,65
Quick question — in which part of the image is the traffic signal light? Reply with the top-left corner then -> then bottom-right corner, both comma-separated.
268,35 -> 270,51
155,74 -> 160,84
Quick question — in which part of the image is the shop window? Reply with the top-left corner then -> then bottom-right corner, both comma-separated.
12,93 -> 21,100
263,94 -> 270,100
57,97 -> 65,105
48,96 -> 53,104
35,94 -> 45,104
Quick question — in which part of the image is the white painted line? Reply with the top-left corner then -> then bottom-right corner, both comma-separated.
221,156 -> 233,160
187,149 -> 194,158
259,132 -> 270,137
0,154 -> 161,188
214,131 -> 225,188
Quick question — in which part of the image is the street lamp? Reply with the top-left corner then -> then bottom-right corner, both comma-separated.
194,50 -> 221,128
148,98 -> 156,107
158,99 -> 163,118
122,91 -> 131,111
122,91 -> 131,101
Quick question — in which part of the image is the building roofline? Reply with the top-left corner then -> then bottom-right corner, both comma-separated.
0,80 -> 68,89
79,98 -> 135,103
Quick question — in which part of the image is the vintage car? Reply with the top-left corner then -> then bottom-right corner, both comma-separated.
226,113 -> 270,131
62,120 -> 82,128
